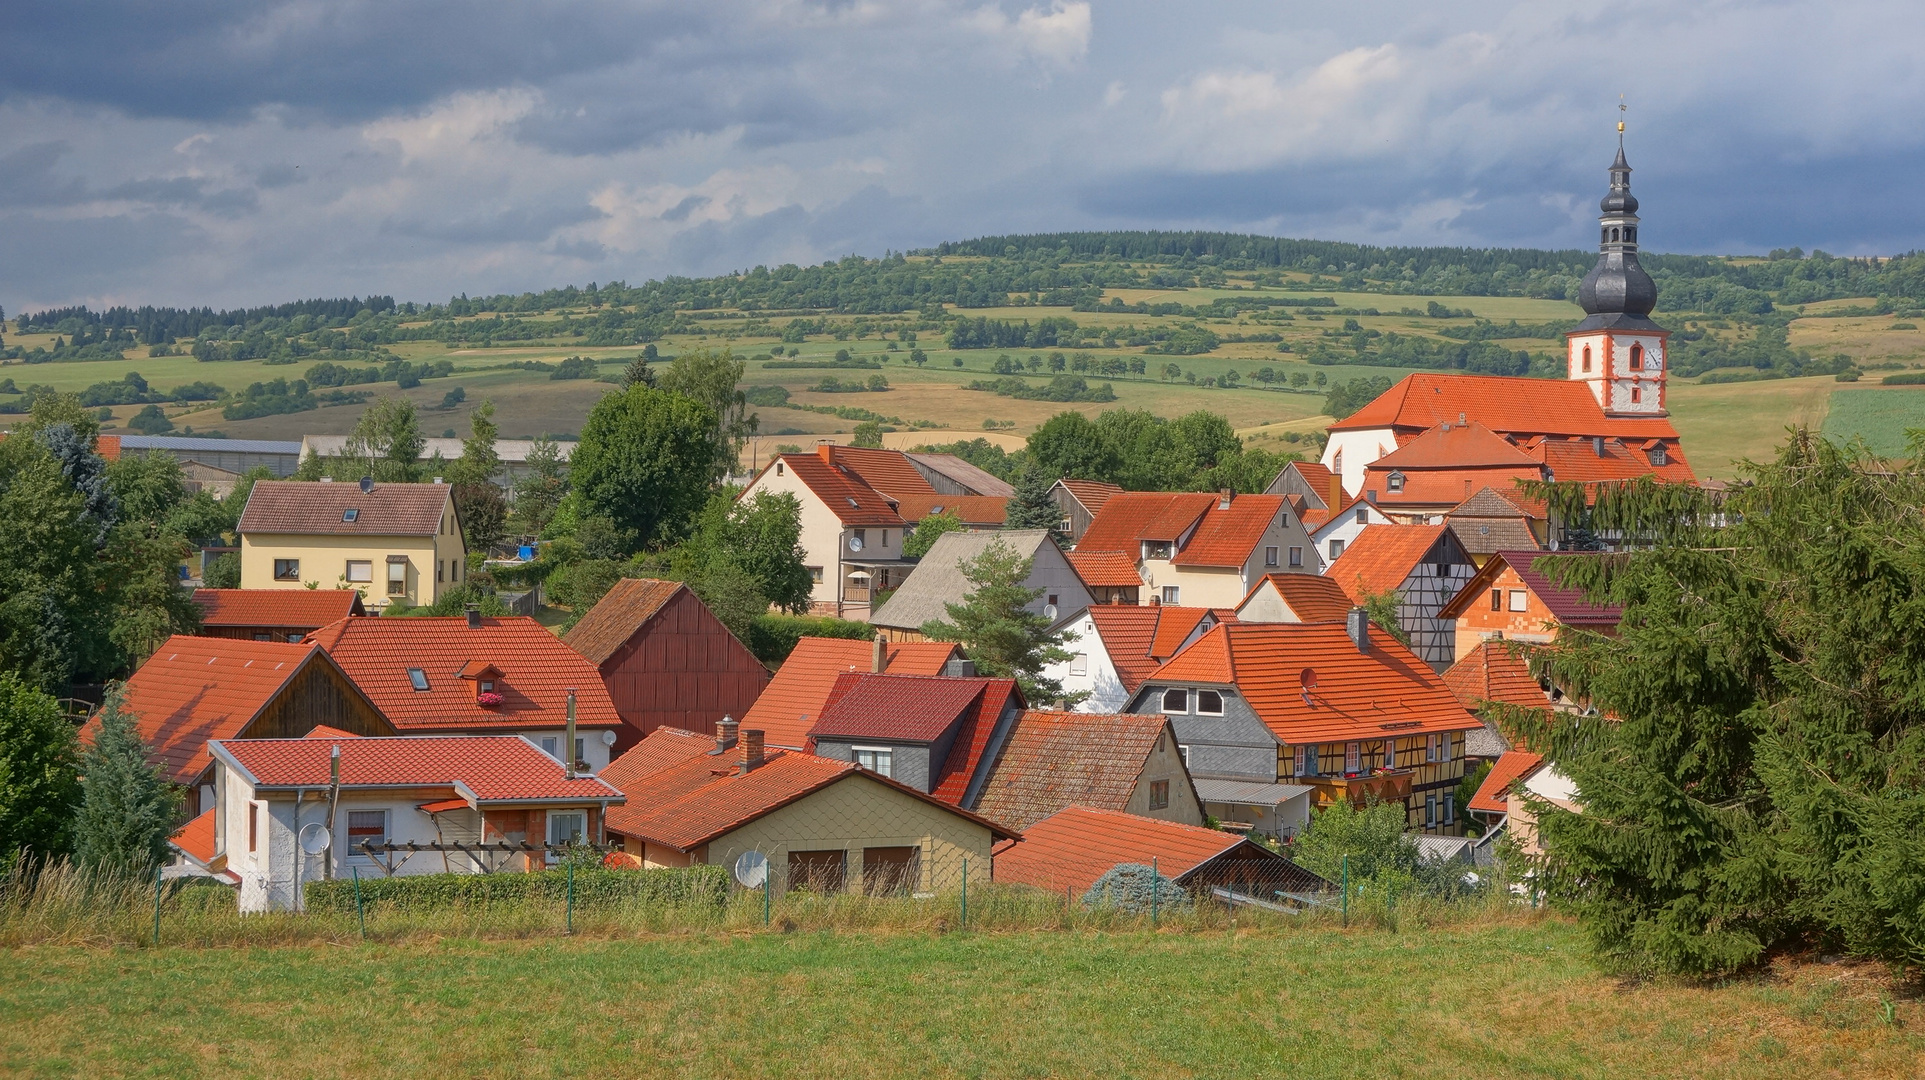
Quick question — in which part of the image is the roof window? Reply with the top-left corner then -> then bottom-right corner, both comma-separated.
343,509 -> 360,522
846,497 -> 860,509
407,668 -> 429,691
1386,471 -> 1405,493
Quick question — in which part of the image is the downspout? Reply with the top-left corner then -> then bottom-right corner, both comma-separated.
324,745 -> 341,881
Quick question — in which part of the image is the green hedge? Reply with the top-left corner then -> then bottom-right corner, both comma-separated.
746,613 -> 873,665
304,865 -> 728,914
1880,371 -> 1925,385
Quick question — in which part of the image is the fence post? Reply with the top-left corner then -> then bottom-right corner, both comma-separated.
960,857 -> 968,930
1151,857 -> 1159,926
566,861 -> 575,935
152,862 -> 164,947
1387,884 -> 1397,933
351,866 -> 366,939
1341,855 -> 1349,928
763,868 -> 772,926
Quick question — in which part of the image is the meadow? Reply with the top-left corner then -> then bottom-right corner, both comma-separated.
1820,387 -> 1925,455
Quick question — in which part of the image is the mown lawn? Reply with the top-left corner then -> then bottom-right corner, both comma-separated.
1,919 -> 1917,1079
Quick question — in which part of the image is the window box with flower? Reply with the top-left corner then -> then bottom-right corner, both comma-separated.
476,691 -> 504,707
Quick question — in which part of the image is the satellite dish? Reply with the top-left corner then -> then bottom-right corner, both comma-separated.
733,850 -> 769,889
600,728 -> 618,746
848,534 -> 864,552
1299,668 -> 1318,690
298,822 -> 332,856
358,475 -> 374,494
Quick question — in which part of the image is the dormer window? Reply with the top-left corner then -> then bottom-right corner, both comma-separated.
479,680 -> 495,694
343,509 -> 359,522
1142,540 -> 1173,561
1649,444 -> 1668,466
1386,471 -> 1405,493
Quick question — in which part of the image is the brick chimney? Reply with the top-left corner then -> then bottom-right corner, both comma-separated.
465,603 -> 482,629
871,634 -> 887,673
713,715 -> 739,754
1346,607 -> 1371,653
739,729 -> 765,775
817,443 -> 836,466
1217,488 -> 1232,510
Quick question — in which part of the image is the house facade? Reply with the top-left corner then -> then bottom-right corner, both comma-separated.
563,578 -> 770,741
1043,605 -> 1225,714
1438,549 -> 1623,662
871,529 -> 1091,642
1305,493 -> 1395,567
237,480 -> 467,612
1324,524 -> 1478,671
1050,478 -> 1124,544
1076,490 -> 1314,610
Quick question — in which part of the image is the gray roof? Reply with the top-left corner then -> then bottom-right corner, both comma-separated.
871,529 -> 1068,632
1464,720 -> 1510,758
1415,835 -> 1477,865
1450,517 -> 1541,555
1192,779 -> 1313,807
119,435 -> 303,455
302,435 -> 573,464
906,453 -> 1015,497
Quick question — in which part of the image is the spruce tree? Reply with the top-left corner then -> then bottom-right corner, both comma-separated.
919,538 -> 1080,705
73,685 -> 178,879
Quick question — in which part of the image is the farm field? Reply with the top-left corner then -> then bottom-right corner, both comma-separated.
1,919 -> 1918,1079
1820,387 -> 1925,455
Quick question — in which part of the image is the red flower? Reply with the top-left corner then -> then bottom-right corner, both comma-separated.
476,691 -> 504,707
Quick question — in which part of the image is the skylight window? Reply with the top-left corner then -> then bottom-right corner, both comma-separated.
343,509 -> 360,522
846,497 -> 860,508
407,668 -> 429,691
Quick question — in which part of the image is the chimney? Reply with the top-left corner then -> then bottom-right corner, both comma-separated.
1593,435 -> 1606,457
942,658 -> 976,677
713,715 -> 739,754
465,604 -> 482,629
433,476 -> 444,485
1346,607 -> 1371,653
817,443 -> 836,465
564,689 -> 578,779
871,634 -> 887,674
1459,412 -> 1466,425
1327,473 -> 1342,509
739,729 -> 765,775
1218,488 -> 1232,510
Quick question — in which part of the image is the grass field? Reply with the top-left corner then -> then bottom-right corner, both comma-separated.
1821,387 -> 1925,455
2,918 -> 1917,1078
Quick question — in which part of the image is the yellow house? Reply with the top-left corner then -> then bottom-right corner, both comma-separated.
236,479 -> 466,611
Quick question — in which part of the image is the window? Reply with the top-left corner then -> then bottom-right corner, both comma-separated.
807,566 -> 824,584
437,560 -> 445,583
1650,444 -> 1668,466
851,529 -> 866,549
345,560 -> 373,583
1490,588 -> 1502,611
1069,653 -> 1087,676
775,462 -> 785,476
548,812 -> 585,847
1143,540 -> 1173,560
1387,471 -> 1405,493
1148,780 -> 1170,810
1630,343 -> 1644,370
881,531 -> 889,548
1265,546 -> 1280,568
1161,688 -> 1188,714
1288,546 -> 1303,568
1178,744 -> 1190,767
1508,590 -> 1528,612
853,746 -> 893,777
1444,793 -> 1456,825
1354,508 -> 1368,525
387,560 -> 407,595
347,810 -> 388,855
1345,742 -> 1361,774
1278,511 -> 1290,528
1058,517 -> 1073,534
1630,385 -> 1643,404
1293,745 -> 1309,776
478,679 -> 494,694
273,558 -> 301,582
1329,538 -> 1346,560
249,804 -> 259,852
1582,344 -> 1592,373
406,668 -> 429,691
1383,741 -> 1397,769
1195,689 -> 1224,715
342,509 -> 359,523
1161,586 -> 1181,604
789,849 -> 847,893
541,737 -> 559,758
1426,734 -> 1439,762
1425,794 -> 1437,827
1438,732 -> 1452,763
862,846 -> 920,896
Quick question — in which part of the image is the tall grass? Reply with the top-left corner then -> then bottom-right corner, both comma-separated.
0,857 -> 1536,949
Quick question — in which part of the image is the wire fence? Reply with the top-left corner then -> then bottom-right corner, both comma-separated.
0,846 -> 1536,949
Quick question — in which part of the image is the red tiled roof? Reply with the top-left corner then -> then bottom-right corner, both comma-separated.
212,735 -> 624,803
599,726 -> 718,792
562,578 -> 686,666
1469,750 -> 1545,814
307,616 -> 622,732
890,494 -> 1008,525
1324,524 -> 1449,602
993,806 -> 1260,895
1076,492 -> 1215,552
1152,622 -> 1477,743
1058,479 -> 1124,515
819,444 -> 940,498
237,480 -> 452,536
972,711 -> 1176,831
1439,550 -> 1622,626
1328,373 -> 1681,440
1372,422 -> 1541,469
1083,606 -> 1221,694
764,453 -> 906,527
1065,550 -> 1142,589
809,672 -> 1002,743
192,588 -> 365,629
1443,640 -> 1551,712
605,746 -> 1015,851
82,635 -> 381,786
1534,434 -> 1697,488
169,808 -> 219,866
304,725 -> 363,740
740,637 -> 960,749
1236,574 -> 1355,623
1284,461 -> 1337,505
1172,494 -> 1284,568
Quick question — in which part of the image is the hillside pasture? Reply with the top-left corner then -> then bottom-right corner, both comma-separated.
1820,387 -> 1925,456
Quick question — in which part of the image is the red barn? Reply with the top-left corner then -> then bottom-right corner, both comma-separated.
564,578 -> 771,746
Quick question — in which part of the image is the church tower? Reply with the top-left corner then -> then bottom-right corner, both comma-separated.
1567,126 -> 1668,416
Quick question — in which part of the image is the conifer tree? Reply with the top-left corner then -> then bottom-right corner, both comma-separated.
73,685 -> 178,879
1002,465 -> 1063,539
919,538 -> 1080,705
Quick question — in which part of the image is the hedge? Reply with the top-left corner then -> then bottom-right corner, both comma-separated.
745,613 -> 873,666
303,865 -> 729,914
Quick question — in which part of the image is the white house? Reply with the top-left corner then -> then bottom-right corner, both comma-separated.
1074,490 -> 1315,610
1044,605 -> 1226,713
1305,492 -> 1396,567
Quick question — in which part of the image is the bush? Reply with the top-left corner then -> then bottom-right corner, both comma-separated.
1880,371 -> 1925,385
746,613 -> 873,666
304,865 -> 729,914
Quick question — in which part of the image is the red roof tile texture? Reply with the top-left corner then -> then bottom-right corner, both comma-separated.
1535,434 -> 1697,487
1328,373 -> 1682,441
1372,422 -> 1541,469
809,672 -> 1003,743
1443,640 -> 1551,712
596,726 -> 717,793
1076,492 -> 1214,551
1064,550 -> 1143,589
1324,524 -> 1449,602
1440,550 -> 1623,627
562,578 -> 686,665
1238,574 -> 1355,623
993,806 -> 1246,895
213,735 -> 624,802
169,808 -> 219,866
1469,750 -> 1545,814
891,494 -> 1008,525
238,480 -> 452,536
1058,479 -> 1124,514
818,444 -> 939,498
739,637 -> 960,749
766,453 -> 906,527
308,615 -> 622,732
1084,606 -> 1221,694
1152,622 -> 1476,744
84,635 -> 357,786
192,588 -> 365,629
1172,494 -> 1284,568
972,711 -> 1173,831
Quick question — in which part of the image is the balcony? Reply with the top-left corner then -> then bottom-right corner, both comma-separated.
1298,769 -> 1413,810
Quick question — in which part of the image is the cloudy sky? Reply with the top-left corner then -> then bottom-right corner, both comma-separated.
4,0 -> 1921,311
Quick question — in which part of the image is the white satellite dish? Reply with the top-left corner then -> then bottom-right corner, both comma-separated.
600,729 -> 618,746
298,822 -> 332,856
848,534 -> 864,552
733,850 -> 769,889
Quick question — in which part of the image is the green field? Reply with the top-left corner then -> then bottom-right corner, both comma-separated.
1820,387 -> 1925,455
2,919 -> 1917,1078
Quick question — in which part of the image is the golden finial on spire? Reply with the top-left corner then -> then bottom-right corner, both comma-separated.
1618,96 -> 1627,136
